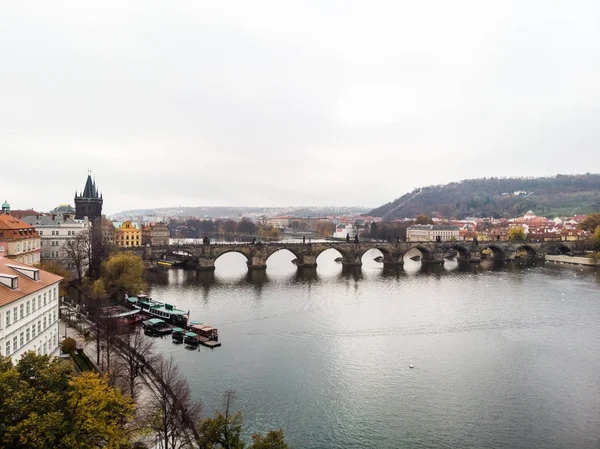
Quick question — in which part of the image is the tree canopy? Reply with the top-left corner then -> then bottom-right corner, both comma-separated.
0,352 -> 134,449
507,226 -> 526,241
101,252 -> 146,299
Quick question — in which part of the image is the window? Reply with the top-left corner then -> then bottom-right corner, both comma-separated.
32,325 -> 36,338
54,288 -> 57,300
5,312 -> 10,328
19,332 -> 24,347
26,301 -> 30,315
37,321 -> 41,334
13,308 -> 17,322
53,310 -> 57,322
43,316 -> 47,329
5,341 -> 10,356
26,328 -> 30,342
38,297 -> 41,309
12,336 -> 17,351
39,231 -> 43,236
19,304 -> 23,319
44,293 -> 47,305
32,299 -> 36,312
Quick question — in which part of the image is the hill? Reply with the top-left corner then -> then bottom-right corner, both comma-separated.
369,174 -> 600,220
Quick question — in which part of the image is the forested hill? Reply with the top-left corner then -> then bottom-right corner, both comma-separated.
369,174 -> 600,220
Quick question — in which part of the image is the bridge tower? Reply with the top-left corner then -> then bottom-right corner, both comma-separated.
75,173 -> 104,279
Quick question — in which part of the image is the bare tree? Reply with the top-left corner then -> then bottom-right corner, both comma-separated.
64,227 -> 92,281
116,327 -> 157,400
147,356 -> 202,449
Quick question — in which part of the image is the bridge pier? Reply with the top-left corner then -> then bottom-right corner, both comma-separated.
295,255 -> 317,269
247,256 -> 267,270
421,256 -> 445,265
196,257 -> 216,271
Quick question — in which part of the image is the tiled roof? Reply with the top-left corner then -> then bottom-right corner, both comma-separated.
0,257 -> 63,307
0,215 -> 39,241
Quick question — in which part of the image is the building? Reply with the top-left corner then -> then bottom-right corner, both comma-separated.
333,224 -> 357,239
75,174 -> 103,278
21,214 -> 89,270
0,257 -> 62,362
102,217 -> 115,246
113,221 -> 142,247
142,222 -> 170,246
266,216 -> 292,229
0,202 -> 42,265
406,224 -> 460,242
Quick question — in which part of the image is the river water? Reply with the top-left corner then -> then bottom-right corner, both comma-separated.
146,249 -> 600,449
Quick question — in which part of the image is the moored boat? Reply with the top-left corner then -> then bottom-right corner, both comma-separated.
142,318 -> 172,336
184,331 -> 199,346
127,294 -> 188,326
172,327 -> 185,343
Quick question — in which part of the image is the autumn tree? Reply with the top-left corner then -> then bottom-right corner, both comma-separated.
594,225 -> 600,252
0,352 -> 134,449
414,214 -> 434,225
579,214 -> 600,232
508,225 -> 526,241
35,261 -> 72,297
249,430 -> 289,449
101,252 -> 146,299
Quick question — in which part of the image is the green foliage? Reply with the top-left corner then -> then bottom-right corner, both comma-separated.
594,226 -> 600,252
249,430 -> 289,449
508,226 -> 526,241
414,214 -> 433,225
0,352 -> 134,449
61,337 -> 77,354
197,411 -> 244,449
101,252 -> 146,299
579,214 -> 600,232
369,174 -> 600,219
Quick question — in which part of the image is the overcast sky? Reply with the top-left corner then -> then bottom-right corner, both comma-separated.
1,1 -> 599,214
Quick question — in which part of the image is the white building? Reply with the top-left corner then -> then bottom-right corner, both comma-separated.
22,214 -> 89,270
333,224 -> 357,239
0,257 -> 62,363
407,224 -> 460,242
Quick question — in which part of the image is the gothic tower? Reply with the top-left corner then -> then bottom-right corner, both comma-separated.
75,173 -> 104,279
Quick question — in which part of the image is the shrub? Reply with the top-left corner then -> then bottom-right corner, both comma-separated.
61,337 -> 77,354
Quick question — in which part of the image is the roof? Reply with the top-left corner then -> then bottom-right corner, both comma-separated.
408,224 -> 459,230
145,318 -> 165,325
0,257 -> 63,307
8,209 -> 42,219
79,174 -> 100,199
0,215 -> 39,240
21,214 -> 85,227
2,201 -> 9,208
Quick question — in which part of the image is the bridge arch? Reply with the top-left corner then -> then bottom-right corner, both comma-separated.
546,243 -> 572,255
480,244 -> 507,261
404,245 -> 434,262
315,246 -> 353,264
440,244 -> 471,261
264,247 -> 303,262
514,244 -> 539,259
213,249 -> 251,263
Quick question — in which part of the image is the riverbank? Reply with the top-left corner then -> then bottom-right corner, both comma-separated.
545,254 -> 599,266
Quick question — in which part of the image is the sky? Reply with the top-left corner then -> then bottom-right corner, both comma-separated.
1,1 -> 599,215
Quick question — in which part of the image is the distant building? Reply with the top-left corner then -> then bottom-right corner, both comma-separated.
406,224 -> 459,242
266,216 -> 291,229
0,202 -> 41,265
0,257 -> 62,362
333,224 -> 357,239
21,214 -> 89,270
113,221 -> 142,248
142,222 -> 170,246
75,174 -> 104,279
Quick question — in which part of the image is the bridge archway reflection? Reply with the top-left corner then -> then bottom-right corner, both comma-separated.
214,251 -> 250,277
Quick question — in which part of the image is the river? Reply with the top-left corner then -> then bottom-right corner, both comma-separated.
146,249 -> 600,449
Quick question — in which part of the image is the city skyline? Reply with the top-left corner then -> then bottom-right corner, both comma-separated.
2,1 -> 599,214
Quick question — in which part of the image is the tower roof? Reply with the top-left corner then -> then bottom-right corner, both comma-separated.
80,174 -> 99,198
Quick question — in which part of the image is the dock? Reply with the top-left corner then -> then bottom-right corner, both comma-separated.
197,336 -> 222,348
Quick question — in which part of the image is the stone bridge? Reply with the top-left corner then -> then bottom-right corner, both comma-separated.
126,240 -> 586,271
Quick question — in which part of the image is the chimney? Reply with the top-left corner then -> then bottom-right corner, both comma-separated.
51,214 -> 55,220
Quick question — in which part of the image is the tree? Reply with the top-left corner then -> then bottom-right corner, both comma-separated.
196,390 -> 290,449
101,252 -> 146,299
579,214 -> 600,232
0,352 -> 134,449
508,226 -> 526,241
197,390 -> 243,449
414,214 -> 433,225
117,327 -> 157,400
35,261 -> 72,296
594,225 -> 600,252
147,356 -> 202,449
249,430 -> 289,449
64,227 -> 92,281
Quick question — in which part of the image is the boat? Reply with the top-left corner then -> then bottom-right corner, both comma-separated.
172,327 -> 185,343
142,318 -> 173,336
127,294 -> 188,326
184,331 -> 199,346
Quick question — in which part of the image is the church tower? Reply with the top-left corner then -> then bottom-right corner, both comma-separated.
75,173 -> 104,279
75,173 -> 103,220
